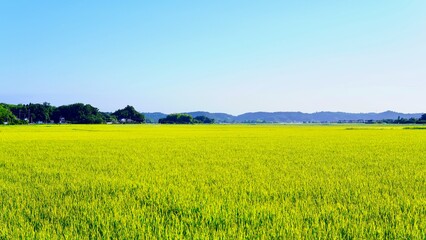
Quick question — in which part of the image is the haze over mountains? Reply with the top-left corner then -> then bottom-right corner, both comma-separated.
144,111 -> 423,123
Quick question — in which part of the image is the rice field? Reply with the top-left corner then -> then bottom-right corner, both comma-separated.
0,124 -> 425,239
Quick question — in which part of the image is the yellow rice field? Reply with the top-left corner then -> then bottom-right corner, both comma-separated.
0,125 -> 425,238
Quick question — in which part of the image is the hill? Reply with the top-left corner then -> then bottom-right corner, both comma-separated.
143,111 -> 423,123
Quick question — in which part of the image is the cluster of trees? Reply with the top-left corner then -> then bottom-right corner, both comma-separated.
112,105 -> 145,123
368,114 -> 426,124
0,105 -> 20,124
1,102 -> 55,124
52,103 -> 105,124
0,103 -> 215,125
159,114 -> 215,124
0,103 -> 146,124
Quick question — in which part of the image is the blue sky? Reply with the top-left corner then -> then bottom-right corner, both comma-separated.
1,1 -> 425,114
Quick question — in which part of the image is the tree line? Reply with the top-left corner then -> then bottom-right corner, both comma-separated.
0,103 -> 214,125
366,115 -> 426,124
158,114 -> 214,124
0,103 -> 145,124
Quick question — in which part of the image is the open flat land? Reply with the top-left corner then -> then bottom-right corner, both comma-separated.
0,125 -> 425,238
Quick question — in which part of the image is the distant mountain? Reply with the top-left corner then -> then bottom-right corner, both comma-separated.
184,111 -> 235,123
235,112 -> 306,122
236,111 -> 422,123
142,111 -> 423,123
143,112 -> 167,123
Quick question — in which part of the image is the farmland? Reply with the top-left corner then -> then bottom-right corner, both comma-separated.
0,125 -> 425,238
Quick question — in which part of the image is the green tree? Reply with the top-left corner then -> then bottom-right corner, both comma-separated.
28,102 -> 55,122
6,102 -> 55,123
100,112 -> 118,123
418,114 -> 426,123
194,116 -> 215,124
112,105 -> 145,123
52,103 -> 105,124
159,113 -> 193,124
0,105 -> 18,124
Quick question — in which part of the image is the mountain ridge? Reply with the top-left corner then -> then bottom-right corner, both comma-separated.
143,111 -> 423,123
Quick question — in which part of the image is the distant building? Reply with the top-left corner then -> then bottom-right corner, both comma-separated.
120,118 -> 134,123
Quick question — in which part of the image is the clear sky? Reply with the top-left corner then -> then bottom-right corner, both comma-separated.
1,1 -> 425,114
